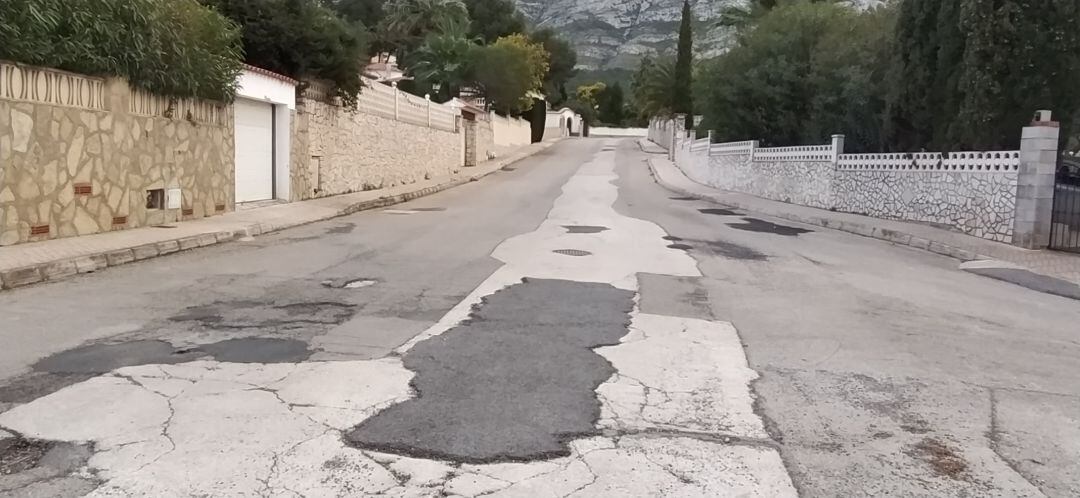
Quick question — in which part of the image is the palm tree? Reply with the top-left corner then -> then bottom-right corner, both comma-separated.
379,0 -> 469,56
407,20 -> 477,102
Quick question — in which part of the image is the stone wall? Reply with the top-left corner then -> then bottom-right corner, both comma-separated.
297,97 -> 462,198
654,118 -> 1023,243
1,63 -> 232,246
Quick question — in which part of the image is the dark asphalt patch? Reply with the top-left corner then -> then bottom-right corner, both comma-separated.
964,267 -> 1080,301
31,341 -> 201,374
668,244 -> 692,250
346,278 -> 635,463
699,208 -> 741,216
31,337 -> 311,375
702,240 -> 769,260
669,196 -> 698,201
563,225 -> 609,234
501,166 -> 517,171
0,438 -> 52,475
553,249 -> 592,257
727,217 -> 813,237
199,338 -> 311,363
169,300 -> 356,331
663,235 -> 683,241
637,274 -> 714,321
326,223 -> 356,234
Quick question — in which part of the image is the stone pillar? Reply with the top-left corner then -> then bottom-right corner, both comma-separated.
1012,114 -> 1060,249
670,114 -> 686,161
831,134 -> 845,165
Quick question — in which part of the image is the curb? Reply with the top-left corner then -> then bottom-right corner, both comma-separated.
645,157 -> 991,264
0,140 -> 560,291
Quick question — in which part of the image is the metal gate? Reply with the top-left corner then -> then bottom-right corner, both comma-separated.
1050,154 -> 1080,252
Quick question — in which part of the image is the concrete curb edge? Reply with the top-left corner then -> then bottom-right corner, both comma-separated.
0,140 -> 562,291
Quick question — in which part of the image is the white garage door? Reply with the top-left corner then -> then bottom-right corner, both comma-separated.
234,99 -> 275,203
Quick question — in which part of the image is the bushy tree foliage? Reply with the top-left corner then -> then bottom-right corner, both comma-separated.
529,28 -> 578,107
408,21 -> 477,102
597,82 -> 626,125
205,0 -> 368,105
379,0 -> 469,57
463,0 -> 525,43
471,34 -> 549,114
697,2 -> 893,151
0,0 -> 243,100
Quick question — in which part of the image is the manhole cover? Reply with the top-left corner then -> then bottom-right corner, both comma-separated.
668,244 -> 692,251
563,225 -> 609,234
663,235 -> 683,241
553,249 -> 592,257
501,166 -> 517,171
670,196 -> 698,201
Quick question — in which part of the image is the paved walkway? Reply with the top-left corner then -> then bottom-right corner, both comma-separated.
641,139 -> 1080,288
0,140 -> 561,290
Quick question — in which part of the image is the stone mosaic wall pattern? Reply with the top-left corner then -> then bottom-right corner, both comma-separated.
300,98 -> 463,198
655,119 -> 1022,243
1,65 -> 232,246
832,170 -> 1018,242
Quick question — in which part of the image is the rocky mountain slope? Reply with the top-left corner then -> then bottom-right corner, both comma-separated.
516,0 -> 740,72
516,0 -> 884,76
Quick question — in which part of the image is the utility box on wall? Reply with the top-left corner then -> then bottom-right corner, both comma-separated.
166,188 -> 183,210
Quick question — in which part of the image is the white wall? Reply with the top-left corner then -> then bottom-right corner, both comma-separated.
591,127 -> 647,137
491,112 -> 531,147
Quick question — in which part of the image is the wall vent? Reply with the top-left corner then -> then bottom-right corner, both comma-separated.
30,224 -> 50,236
182,208 -> 194,216
73,183 -> 93,196
215,204 -> 226,212
112,216 -> 128,226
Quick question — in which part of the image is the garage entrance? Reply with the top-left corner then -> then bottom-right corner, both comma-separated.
234,99 -> 275,203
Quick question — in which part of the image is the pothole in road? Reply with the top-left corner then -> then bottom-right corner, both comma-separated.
563,225 -> 609,234
0,437 -> 53,475
322,278 -> 380,289
661,237 -> 768,261
698,208 -> 741,216
552,249 -> 593,257
727,217 -> 813,237
911,438 -> 969,480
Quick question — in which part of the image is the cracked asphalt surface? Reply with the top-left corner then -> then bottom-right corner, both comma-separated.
0,138 -> 1078,496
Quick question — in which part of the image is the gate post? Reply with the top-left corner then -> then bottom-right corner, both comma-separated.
1012,111 -> 1060,249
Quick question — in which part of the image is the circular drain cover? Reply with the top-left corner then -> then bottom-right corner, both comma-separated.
553,249 -> 592,257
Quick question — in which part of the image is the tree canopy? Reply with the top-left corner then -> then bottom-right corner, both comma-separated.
463,0 -> 526,43
471,34 -> 549,114
529,28 -> 578,107
203,0 -> 368,105
0,0 -> 243,101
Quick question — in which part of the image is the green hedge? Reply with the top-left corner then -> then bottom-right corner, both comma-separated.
0,0 -> 243,101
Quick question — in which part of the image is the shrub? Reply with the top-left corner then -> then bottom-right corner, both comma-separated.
0,0 -> 243,101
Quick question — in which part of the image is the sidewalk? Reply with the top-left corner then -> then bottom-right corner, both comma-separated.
0,140 -> 562,291
640,139 -> 1080,298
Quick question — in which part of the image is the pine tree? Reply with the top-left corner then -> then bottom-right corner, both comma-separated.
673,0 -> 694,129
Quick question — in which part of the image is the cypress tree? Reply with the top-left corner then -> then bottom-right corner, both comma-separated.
673,0 -> 694,129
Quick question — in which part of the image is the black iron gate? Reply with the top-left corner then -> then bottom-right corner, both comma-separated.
1050,154 -> 1080,252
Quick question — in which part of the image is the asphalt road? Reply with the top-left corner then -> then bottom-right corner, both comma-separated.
1,138 -> 1078,496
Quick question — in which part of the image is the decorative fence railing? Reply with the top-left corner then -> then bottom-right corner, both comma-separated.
0,61 -> 105,110
753,145 -> 834,162
837,151 -> 1021,172
129,88 -> 227,126
709,140 -> 756,156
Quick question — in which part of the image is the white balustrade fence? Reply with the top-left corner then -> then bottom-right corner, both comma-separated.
304,78 -> 458,133
837,151 -> 1021,172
